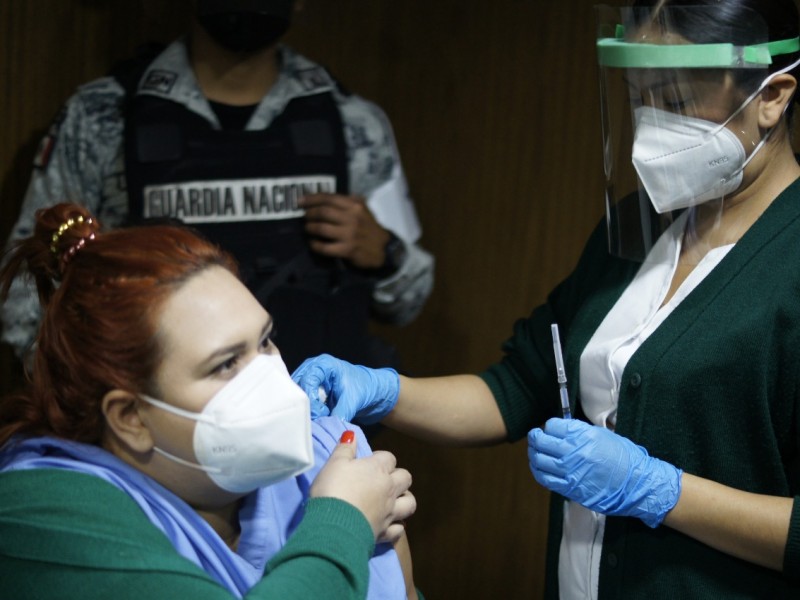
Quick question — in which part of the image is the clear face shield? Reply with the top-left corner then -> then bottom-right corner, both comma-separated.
596,4 -> 799,263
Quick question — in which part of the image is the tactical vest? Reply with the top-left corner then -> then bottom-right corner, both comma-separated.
122,66 -> 395,370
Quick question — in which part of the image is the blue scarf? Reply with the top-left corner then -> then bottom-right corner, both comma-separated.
0,417 -> 404,598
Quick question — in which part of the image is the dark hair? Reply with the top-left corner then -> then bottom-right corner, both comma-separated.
631,0 -> 800,113
632,0 -> 798,52
0,203 -> 238,447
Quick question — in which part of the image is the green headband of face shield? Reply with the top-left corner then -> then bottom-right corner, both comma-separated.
597,25 -> 800,68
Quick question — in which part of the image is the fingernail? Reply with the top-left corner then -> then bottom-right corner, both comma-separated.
340,430 -> 355,444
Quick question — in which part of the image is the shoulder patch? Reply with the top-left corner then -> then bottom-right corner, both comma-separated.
296,66 -> 333,92
33,105 -> 68,170
141,69 -> 178,94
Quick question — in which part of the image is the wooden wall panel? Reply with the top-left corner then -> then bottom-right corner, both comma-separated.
1,1 -> 605,598
290,5 -> 604,597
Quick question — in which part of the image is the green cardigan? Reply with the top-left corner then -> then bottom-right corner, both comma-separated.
0,469 -> 374,599
481,177 -> 800,598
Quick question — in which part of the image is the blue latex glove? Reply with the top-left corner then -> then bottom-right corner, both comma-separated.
527,418 -> 682,528
291,354 -> 400,424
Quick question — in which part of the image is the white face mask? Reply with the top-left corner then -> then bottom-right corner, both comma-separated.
631,106 -> 749,213
141,353 -> 313,494
632,58 -> 800,214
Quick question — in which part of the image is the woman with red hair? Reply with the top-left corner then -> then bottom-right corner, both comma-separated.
0,202 -> 416,599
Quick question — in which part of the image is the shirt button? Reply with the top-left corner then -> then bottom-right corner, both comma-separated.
630,373 -> 642,388
607,553 -> 618,568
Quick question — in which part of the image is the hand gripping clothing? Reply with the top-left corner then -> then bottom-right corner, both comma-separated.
2,40 -> 434,368
0,417 -> 405,599
480,178 -> 800,599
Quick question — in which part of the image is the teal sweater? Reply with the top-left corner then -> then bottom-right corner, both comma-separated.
481,178 -> 800,598
0,469 -> 374,599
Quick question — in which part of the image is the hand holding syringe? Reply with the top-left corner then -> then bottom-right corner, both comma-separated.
550,323 -> 572,419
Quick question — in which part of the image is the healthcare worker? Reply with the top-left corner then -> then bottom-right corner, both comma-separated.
1,0 -> 434,372
0,202 -> 417,599
292,0 -> 800,597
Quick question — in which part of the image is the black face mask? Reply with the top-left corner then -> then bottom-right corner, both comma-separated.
196,0 -> 293,53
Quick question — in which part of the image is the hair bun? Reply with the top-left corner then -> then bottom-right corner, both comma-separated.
51,215 -> 96,266
37,203 -> 101,274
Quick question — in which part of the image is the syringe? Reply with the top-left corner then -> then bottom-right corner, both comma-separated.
550,323 -> 572,419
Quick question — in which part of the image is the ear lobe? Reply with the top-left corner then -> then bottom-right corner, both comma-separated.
102,389 -> 154,453
758,74 -> 797,129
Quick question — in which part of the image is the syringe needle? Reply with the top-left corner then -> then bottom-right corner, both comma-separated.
550,323 -> 572,419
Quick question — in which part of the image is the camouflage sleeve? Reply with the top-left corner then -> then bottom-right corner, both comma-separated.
338,94 -> 435,325
372,242 -> 435,326
1,77 -> 125,360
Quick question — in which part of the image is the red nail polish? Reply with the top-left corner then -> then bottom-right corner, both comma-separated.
340,430 -> 355,444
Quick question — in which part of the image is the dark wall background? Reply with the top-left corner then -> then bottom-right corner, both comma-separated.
0,1 -> 605,598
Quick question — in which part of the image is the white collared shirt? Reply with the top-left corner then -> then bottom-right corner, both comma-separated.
558,212 -> 734,599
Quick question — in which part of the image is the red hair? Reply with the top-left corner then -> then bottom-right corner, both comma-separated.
0,203 -> 238,447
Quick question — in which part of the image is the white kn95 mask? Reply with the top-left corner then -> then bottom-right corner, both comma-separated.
631,105 -> 748,213
141,353 -> 313,493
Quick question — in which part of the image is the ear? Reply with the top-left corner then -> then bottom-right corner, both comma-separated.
102,390 -> 154,454
758,73 -> 797,129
